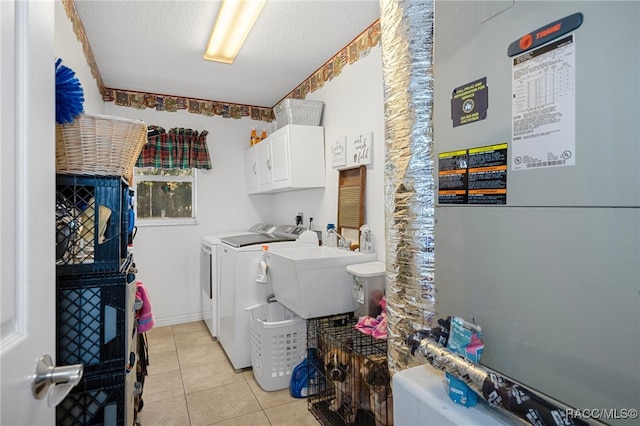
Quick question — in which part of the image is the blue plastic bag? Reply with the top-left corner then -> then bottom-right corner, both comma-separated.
290,348 -> 325,398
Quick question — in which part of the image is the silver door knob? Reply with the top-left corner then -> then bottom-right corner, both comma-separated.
32,355 -> 83,407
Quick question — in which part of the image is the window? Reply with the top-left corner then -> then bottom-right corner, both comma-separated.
132,126 -> 211,225
134,168 -> 197,224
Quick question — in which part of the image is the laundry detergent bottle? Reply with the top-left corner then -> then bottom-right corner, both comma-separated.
325,224 -> 337,247
359,224 -> 374,254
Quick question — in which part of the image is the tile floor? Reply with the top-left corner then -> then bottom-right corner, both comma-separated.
137,321 -> 320,426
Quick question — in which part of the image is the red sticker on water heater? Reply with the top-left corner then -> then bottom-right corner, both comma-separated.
507,12 -> 583,57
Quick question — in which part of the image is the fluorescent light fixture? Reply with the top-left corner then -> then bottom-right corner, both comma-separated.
204,0 -> 266,64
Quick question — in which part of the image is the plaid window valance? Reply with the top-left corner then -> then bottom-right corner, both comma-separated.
136,126 -> 212,169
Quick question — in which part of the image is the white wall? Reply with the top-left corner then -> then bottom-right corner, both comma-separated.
54,2 -> 103,114
103,106 -> 272,325
271,46 -> 386,257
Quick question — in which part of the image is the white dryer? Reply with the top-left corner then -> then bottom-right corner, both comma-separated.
217,225 -> 316,370
200,223 -> 277,337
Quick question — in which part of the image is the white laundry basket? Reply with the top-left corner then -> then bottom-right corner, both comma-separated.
249,302 -> 307,391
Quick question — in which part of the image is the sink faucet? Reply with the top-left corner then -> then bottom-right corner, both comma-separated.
328,227 -> 351,250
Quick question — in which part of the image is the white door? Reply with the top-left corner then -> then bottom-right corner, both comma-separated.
269,130 -> 291,187
257,138 -> 273,190
1,1 -> 56,424
244,146 -> 259,194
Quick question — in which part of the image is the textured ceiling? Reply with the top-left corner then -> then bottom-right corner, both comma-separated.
73,0 -> 381,108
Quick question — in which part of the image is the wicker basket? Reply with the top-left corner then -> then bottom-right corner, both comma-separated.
274,98 -> 324,129
56,113 -> 148,185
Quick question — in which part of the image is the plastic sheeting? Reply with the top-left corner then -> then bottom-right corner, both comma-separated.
413,339 -> 588,426
380,0 -> 436,374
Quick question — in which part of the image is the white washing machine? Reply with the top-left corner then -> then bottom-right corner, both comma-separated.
200,223 -> 277,337
217,225 -> 316,370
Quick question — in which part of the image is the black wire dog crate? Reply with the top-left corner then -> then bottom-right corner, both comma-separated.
307,313 -> 392,426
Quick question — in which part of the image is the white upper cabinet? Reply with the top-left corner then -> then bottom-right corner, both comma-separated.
244,146 -> 258,194
245,124 -> 325,194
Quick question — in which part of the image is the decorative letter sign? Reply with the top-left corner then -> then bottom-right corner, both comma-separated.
347,132 -> 373,167
331,136 -> 347,167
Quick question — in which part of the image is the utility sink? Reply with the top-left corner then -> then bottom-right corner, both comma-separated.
265,246 -> 377,319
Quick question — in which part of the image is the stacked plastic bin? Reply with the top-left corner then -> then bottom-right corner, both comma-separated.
55,174 -> 140,426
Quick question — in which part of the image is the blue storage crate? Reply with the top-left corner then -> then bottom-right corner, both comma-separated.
56,174 -> 130,276
57,273 -> 128,376
56,371 -> 127,426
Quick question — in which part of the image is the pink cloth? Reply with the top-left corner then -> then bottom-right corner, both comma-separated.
354,298 -> 387,339
136,281 -> 154,333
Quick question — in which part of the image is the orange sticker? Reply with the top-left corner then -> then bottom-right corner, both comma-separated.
519,34 -> 533,50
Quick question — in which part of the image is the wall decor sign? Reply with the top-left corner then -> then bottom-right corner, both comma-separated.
331,136 -> 347,167
347,132 -> 373,167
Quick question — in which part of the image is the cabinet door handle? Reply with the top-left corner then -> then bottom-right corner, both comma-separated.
267,159 -> 271,170
253,163 -> 256,174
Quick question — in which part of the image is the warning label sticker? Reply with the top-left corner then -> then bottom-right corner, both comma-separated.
438,143 -> 508,205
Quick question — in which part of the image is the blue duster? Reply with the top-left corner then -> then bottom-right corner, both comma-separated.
55,58 -> 84,124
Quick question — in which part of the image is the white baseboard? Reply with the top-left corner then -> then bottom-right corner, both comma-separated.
153,313 -> 203,328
